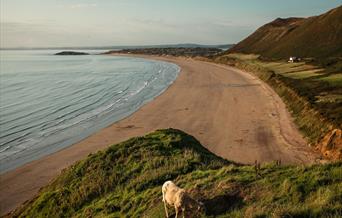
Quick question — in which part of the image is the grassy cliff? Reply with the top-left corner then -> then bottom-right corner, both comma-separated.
9,129 -> 342,218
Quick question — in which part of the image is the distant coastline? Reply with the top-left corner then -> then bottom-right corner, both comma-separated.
0,43 -> 234,51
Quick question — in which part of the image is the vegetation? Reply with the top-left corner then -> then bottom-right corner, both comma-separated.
104,47 -> 224,57
9,129 -> 342,218
228,6 -> 342,59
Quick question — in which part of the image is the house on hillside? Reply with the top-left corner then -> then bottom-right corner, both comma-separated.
288,56 -> 301,63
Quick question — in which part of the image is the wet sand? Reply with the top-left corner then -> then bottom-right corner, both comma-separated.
0,55 -> 317,215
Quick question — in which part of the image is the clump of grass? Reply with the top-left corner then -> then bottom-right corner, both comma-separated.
9,129 -> 342,218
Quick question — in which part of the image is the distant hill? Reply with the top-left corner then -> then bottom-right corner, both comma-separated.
105,47 -> 223,57
228,6 -> 342,59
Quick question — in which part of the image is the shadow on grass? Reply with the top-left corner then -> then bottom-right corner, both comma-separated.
203,192 -> 244,216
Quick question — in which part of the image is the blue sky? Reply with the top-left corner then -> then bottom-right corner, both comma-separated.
0,0 -> 341,48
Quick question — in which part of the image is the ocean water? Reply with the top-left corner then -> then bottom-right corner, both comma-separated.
0,50 -> 180,173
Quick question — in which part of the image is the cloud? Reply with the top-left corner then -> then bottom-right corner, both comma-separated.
212,19 -> 258,28
0,16 -> 256,48
69,3 -> 97,9
0,21 -> 88,47
0,20 -> 135,47
129,18 -> 175,27
213,20 -> 234,27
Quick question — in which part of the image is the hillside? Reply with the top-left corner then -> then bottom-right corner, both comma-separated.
8,129 -> 342,218
228,6 -> 342,59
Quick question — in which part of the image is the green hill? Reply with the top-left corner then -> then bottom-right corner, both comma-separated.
228,6 -> 342,59
9,129 -> 342,218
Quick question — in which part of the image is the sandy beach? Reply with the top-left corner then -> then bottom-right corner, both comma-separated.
0,55 -> 318,215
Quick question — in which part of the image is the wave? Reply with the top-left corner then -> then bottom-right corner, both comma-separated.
0,146 -> 10,153
0,52 -> 180,172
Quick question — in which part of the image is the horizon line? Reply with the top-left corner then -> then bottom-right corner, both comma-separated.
0,43 -> 235,50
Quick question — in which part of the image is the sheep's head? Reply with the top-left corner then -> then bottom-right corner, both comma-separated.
197,201 -> 205,213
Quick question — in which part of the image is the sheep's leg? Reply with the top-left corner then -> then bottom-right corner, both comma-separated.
182,207 -> 186,218
163,201 -> 169,218
175,206 -> 179,218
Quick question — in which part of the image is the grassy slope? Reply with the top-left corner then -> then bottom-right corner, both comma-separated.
228,6 -> 342,59
10,129 -> 342,218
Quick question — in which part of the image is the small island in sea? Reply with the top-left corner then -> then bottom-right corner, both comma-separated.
55,51 -> 89,55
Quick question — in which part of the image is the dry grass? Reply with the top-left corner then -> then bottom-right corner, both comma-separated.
316,94 -> 342,103
225,53 -> 260,60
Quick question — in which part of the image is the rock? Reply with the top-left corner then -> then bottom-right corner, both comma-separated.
55,51 -> 89,55
317,129 -> 342,160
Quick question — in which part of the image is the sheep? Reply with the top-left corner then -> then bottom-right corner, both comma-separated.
162,181 -> 203,218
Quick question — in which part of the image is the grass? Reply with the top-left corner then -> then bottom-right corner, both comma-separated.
285,70 -> 323,79
318,74 -> 342,87
316,94 -> 342,104
213,53 -> 342,147
9,129 -> 342,218
224,53 -> 260,61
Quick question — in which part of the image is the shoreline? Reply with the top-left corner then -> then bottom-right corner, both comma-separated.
0,55 -> 180,174
0,55 -> 318,215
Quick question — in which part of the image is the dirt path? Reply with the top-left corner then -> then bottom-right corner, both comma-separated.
0,56 -> 318,215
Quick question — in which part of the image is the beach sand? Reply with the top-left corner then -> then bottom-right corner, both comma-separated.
0,55 -> 318,215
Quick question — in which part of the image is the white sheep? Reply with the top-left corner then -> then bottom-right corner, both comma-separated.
162,181 -> 203,218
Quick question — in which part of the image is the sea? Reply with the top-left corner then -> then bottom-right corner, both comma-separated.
0,50 -> 180,173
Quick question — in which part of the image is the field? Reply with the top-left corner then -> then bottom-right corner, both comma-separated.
9,129 -> 342,218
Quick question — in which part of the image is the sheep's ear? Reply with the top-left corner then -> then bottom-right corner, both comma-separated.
198,202 -> 205,212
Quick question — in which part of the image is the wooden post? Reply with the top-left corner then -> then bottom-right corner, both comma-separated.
254,160 -> 262,178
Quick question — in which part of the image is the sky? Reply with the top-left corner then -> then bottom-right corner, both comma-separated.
0,0 -> 341,48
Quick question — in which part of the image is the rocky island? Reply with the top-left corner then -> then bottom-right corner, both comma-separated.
55,51 -> 89,55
